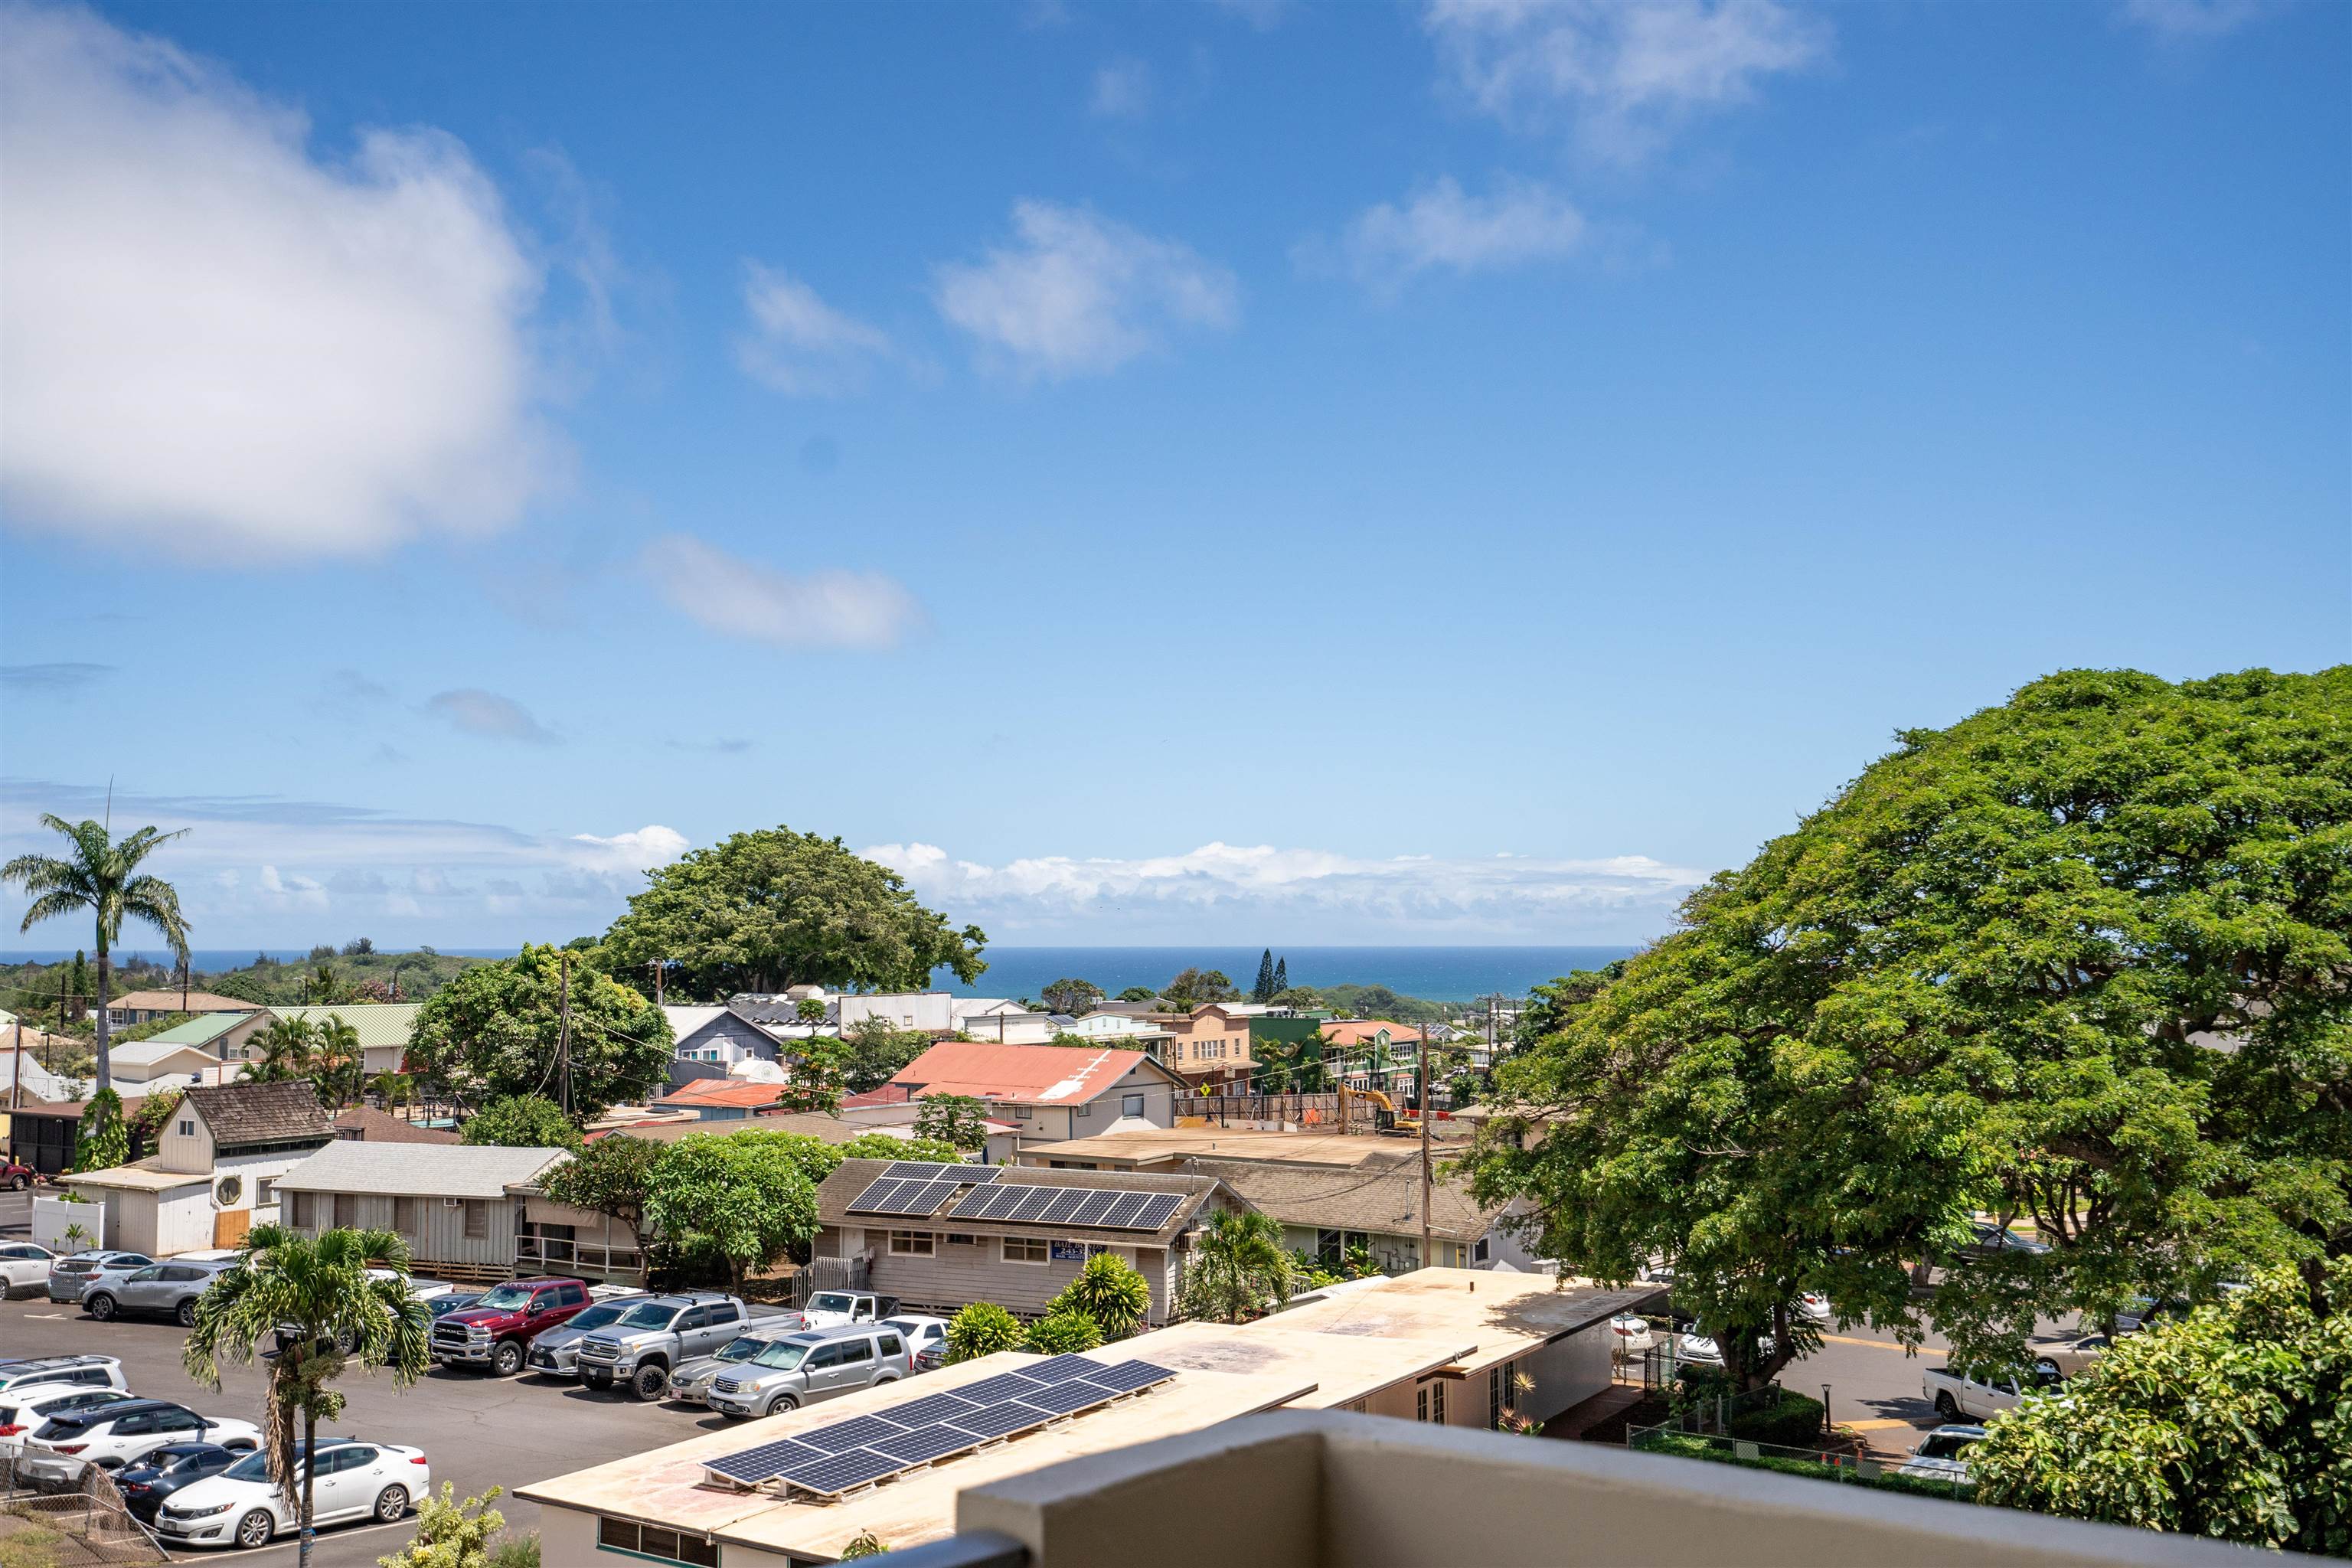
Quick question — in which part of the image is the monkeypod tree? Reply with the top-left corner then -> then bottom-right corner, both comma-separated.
407,945 -> 672,1121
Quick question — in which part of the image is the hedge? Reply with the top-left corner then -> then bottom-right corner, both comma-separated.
1726,1390 -> 1827,1449
1635,1430 -> 1973,1503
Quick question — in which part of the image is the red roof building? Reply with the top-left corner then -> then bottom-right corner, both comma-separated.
885,1041 -> 1186,1143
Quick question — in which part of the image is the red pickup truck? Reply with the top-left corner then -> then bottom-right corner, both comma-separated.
429,1277 -> 595,1375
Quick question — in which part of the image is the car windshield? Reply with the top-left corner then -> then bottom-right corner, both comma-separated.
477,1285 -> 535,1310
1917,1432 -> 1978,1461
750,1343 -> 809,1370
809,1293 -> 854,1313
714,1338 -> 764,1363
616,1303 -> 679,1331
567,1303 -> 627,1331
223,1451 -> 276,1483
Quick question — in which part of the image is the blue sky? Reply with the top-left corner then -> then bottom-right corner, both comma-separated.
2,0 -> 2344,951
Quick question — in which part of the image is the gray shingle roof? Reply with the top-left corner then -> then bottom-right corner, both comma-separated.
185,1080 -> 334,1149
1185,1155 -> 1498,1243
274,1140 -> 569,1198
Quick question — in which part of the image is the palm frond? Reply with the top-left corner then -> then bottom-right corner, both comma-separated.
14,889 -> 94,935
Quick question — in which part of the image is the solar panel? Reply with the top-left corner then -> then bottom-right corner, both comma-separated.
1070,1191 -> 1122,1227
879,1391 -> 980,1426
1119,1193 -> 1184,1230
1080,1358 -> 1178,1395
944,1399 -> 1052,1439
1038,1189 -> 1091,1224
944,1185 -> 995,1220
881,1161 -> 951,1183
1009,1187 -> 1060,1222
778,1448 -> 905,1497
795,1415 -> 908,1454
847,1177 -> 910,1214
867,1423 -> 981,1465
1099,1191 -> 1154,1229
1021,1378 -> 1112,1416
1018,1354 -> 1104,1386
951,1371 -> 1046,1403
702,1439 -> 825,1485
904,1178 -> 962,1214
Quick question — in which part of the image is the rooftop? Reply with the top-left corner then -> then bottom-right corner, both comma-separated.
1187,1154 -> 1497,1243
660,1004 -> 733,1038
891,1041 -> 1168,1106
1124,1319 -> 1472,1409
269,1003 -> 423,1051
331,1106 -> 461,1145
815,1158 -> 1217,1241
275,1139 -> 567,1198
185,1079 -> 333,1148
655,1080 -> 792,1111
1270,1268 -> 1660,1377
103,1037 -> 226,1070
58,1155 -> 210,1193
103,990 -> 252,1014
1018,1127 -> 1402,1169
136,1011 -> 260,1047
1318,1018 -> 1423,1047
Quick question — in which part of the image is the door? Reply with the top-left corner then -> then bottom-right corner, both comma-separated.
113,1266 -> 165,1311
800,1343 -> 850,1396
213,1208 -> 250,1250
139,1408 -> 204,1463
694,1304 -> 741,1354
832,1338 -> 877,1393
313,1446 -> 380,1520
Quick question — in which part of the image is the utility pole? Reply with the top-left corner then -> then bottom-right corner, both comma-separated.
1419,1028 -> 1432,1271
559,952 -> 573,1118
649,959 -> 665,1008
10,1013 -> 24,1110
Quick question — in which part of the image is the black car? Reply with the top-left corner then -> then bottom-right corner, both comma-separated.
113,1443 -> 239,1523
426,1292 -> 488,1319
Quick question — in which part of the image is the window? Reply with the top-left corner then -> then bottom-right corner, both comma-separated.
289,1192 -> 315,1228
257,1177 -> 275,1207
1009,1104 -> 1031,1120
678,1307 -> 710,1330
1488,1364 -> 1513,1429
596,1516 -> 718,1567
1004,1236 -> 1049,1264
1122,1093 -> 1144,1118
877,1333 -> 903,1357
332,1194 -> 357,1228
944,1233 -> 977,1246
888,1231 -> 934,1256
462,1200 -> 488,1240
1473,1235 -> 1490,1264
1417,1379 -> 1446,1423
177,1120 -> 194,1138
393,1197 -> 417,1236
839,1338 -> 874,1364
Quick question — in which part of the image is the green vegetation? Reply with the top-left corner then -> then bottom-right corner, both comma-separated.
600,825 -> 986,1001
3,812 -> 191,1092
1047,1252 -> 1152,1340
376,1484 -> 507,1568
1039,977 -> 1103,1014
945,1302 -> 1023,1364
0,1514 -> 67,1568
838,1015 -> 931,1093
247,1012 -> 364,1106
641,1133 -> 820,1292
186,1223 -> 431,1568
1633,1430 -> 1968,1503
407,945 -> 671,1121
210,946 -> 479,1005
913,1094 -> 989,1152
73,1087 -> 126,1172
1022,1311 -> 1104,1354
1462,667 -> 2352,1396
1178,1209 -> 1292,1323
537,1135 -> 662,1266
1970,1259 -> 2351,1553
461,1095 -> 581,1151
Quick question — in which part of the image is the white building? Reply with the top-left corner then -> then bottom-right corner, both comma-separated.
57,1080 -> 335,1255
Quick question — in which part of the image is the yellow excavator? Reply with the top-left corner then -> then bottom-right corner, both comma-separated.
1339,1084 -> 1422,1135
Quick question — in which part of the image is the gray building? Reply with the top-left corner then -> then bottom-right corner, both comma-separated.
276,1141 -> 570,1283
812,1158 -> 1224,1325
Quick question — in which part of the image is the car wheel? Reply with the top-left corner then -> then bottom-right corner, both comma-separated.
335,1329 -> 357,1354
87,1293 -> 116,1321
177,1298 -> 198,1328
235,1509 -> 274,1548
763,1393 -> 799,1417
2035,1357 -> 2062,1380
1933,1391 -> 1958,1418
631,1365 -> 668,1401
374,1485 -> 410,1522
492,1341 -> 524,1377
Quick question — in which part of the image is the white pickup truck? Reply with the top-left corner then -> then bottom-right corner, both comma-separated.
1923,1361 -> 2060,1421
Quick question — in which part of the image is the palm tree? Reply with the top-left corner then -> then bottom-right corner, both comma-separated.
248,1016 -> 319,1083
309,1014 -> 361,1107
1181,1208 -> 1294,1324
183,1224 -> 430,1563
3,813 -> 191,1093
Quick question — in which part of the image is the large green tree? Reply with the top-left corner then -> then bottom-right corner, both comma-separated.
644,1132 -> 821,1292
4,812 -> 191,1092
461,1095 -> 581,1150
1462,667 -> 2352,1389
600,827 -> 985,1001
406,946 -> 671,1121
1038,977 -> 1104,1016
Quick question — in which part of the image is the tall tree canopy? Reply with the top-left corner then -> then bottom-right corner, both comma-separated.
601,827 -> 985,1001
407,945 -> 671,1121
1462,667 -> 2352,1389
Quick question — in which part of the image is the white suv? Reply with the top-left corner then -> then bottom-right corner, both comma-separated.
0,1385 -> 138,1457
23,1400 -> 260,1477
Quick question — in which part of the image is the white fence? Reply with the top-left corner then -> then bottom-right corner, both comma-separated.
31,1194 -> 106,1250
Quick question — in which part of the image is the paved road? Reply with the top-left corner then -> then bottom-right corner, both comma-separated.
1785,1320 -> 1951,1456
1,1291 -> 731,1565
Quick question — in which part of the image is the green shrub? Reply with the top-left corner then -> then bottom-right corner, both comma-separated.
1022,1311 -> 1104,1355
487,1534 -> 541,1568
945,1302 -> 1023,1364
1727,1391 -> 1825,1449
1047,1253 -> 1152,1340
1633,1429 -> 1969,1501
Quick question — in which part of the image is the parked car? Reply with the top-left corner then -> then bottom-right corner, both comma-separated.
1674,1332 -> 1773,1365
1923,1362 -> 2060,1421
21,1400 -> 260,1475
0,1241 -> 57,1297
0,1385 -> 138,1457
430,1277 -> 596,1376
1959,1222 -> 2050,1262
707,1325 -> 914,1419
0,1158 -> 34,1191
275,1273 -> 459,1355
83,1259 -> 236,1327
575,1292 -> 769,1400
668,1331 -> 786,1406
1896,1424 -> 1985,1485
153,1439 -> 426,1550
1606,1315 -> 1655,1354
47,1252 -> 153,1304
0,1355 -> 127,1399
426,1292 -> 488,1320
523,1295 -> 646,1380
1795,1292 -> 1833,1322
113,1443 -> 241,1523
799,1290 -> 900,1328
884,1315 -> 950,1370
2030,1332 -> 2110,1379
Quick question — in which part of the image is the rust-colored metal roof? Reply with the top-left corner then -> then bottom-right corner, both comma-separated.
890,1040 -> 1160,1104
655,1080 -> 791,1109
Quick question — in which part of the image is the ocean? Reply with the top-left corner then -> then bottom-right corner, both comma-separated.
0,945 -> 1638,1006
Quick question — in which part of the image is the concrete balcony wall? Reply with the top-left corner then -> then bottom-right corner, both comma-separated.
955,1410 -> 2253,1568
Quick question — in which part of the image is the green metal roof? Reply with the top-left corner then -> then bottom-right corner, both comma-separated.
141,1011 -> 259,1045
272,1003 -> 423,1051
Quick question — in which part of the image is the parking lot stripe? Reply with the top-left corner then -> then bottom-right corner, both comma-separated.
1818,1334 -> 1943,1355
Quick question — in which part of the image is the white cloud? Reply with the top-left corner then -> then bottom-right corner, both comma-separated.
2115,0 -> 2268,39
1090,59 -> 1153,119
0,5 -> 559,559
733,262 -> 893,396
642,534 -> 922,652
933,201 -> 1239,378
425,689 -> 559,746
569,825 -> 691,873
1426,0 -> 1829,163
1329,175 -> 1589,294
863,839 -> 1707,942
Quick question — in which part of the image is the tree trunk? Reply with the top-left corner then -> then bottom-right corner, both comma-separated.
299,1403 -> 317,1568
93,937 -> 111,1094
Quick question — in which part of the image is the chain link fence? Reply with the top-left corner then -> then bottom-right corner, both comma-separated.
2,1452 -> 169,1565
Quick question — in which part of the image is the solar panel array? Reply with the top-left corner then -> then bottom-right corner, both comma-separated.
946,1184 -> 1184,1232
698,1356 -> 1177,1498
882,1161 -> 999,1185
847,1162 -> 1005,1217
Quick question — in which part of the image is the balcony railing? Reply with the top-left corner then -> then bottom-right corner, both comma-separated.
877,1409 -> 2249,1567
515,1235 -> 642,1276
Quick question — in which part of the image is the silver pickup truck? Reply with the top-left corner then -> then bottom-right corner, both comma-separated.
573,1293 -> 792,1400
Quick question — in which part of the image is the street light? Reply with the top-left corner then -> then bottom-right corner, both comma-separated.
1821,1382 -> 1834,1440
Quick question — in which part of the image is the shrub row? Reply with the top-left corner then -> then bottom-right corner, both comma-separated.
1634,1430 -> 1972,1503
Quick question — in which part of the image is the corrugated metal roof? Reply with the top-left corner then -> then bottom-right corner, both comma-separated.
890,1041 -> 1171,1105
271,1004 -> 423,1051
276,1140 -> 568,1198
103,990 -> 252,1014
139,1012 -> 257,1046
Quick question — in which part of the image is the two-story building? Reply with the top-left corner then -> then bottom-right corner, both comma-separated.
102,989 -> 255,1029
269,1004 -> 424,1079
884,1041 -> 1187,1143
57,1080 -> 335,1253
1151,1004 -> 1259,1090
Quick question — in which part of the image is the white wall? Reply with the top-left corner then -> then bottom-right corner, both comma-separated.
31,1194 -> 105,1250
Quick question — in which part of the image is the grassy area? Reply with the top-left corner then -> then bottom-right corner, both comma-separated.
0,1511 -> 67,1568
